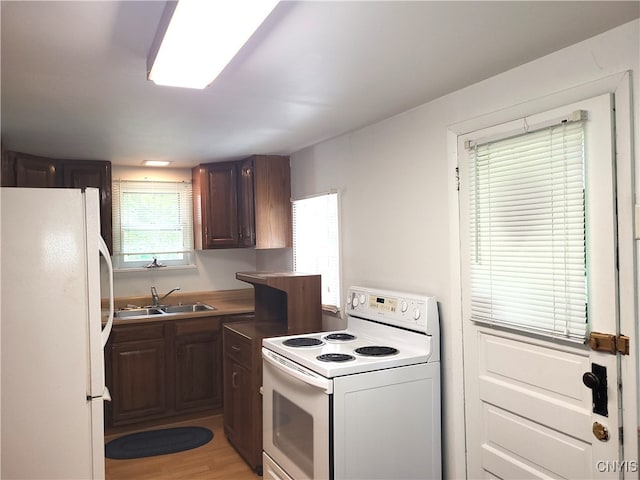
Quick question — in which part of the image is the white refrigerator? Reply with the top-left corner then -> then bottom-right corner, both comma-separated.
1,187 -> 114,479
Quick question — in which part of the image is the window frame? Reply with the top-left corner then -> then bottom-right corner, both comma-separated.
112,179 -> 195,270
292,190 -> 342,313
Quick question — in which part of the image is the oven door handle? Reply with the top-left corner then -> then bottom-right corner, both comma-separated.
263,348 -> 333,394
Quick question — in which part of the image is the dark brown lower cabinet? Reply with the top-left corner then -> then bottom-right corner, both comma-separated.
223,321 -> 287,474
107,323 -> 169,425
111,338 -> 168,422
224,327 -> 255,467
175,319 -> 223,412
106,315 -> 248,428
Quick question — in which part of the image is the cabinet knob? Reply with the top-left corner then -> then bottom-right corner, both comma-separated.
232,371 -> 239,388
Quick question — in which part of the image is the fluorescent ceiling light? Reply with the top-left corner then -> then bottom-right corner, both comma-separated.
148,0 -> 279,89
143,160 -> 172,167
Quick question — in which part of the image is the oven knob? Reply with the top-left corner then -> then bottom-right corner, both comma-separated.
401,301 -> 408,313
359,294 -> 366,305
413,308 -> 421,320
352,296 -> 359,307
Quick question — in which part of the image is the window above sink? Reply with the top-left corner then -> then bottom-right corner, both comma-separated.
112,180 -> 195,270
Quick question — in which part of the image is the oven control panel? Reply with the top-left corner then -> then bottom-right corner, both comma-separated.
346,286 -> 438,336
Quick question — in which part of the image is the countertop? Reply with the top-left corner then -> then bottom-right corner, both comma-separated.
103,288 -> 254,326
223,319 -> 288,341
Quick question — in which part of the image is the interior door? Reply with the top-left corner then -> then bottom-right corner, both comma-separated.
459,93 -> 623,478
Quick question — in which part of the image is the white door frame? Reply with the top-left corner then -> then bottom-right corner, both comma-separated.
447,71 -> 638,477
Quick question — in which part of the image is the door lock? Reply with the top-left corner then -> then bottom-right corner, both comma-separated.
592,422 -> 609,441
583,363 -> 608,416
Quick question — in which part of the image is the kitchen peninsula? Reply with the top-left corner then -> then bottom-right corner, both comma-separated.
223,271 -> 323,473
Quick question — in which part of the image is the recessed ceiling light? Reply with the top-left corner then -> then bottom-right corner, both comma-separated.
147,0 -> 280,89
143,160 -> 172,167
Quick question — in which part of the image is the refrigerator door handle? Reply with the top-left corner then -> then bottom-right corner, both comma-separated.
87,387 -> 111,402
98,236 -> 114,348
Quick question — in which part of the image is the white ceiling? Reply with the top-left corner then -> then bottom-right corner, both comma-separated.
2,1 -> 639,168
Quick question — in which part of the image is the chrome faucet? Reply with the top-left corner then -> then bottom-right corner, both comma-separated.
150,286 -> 160,306
150,286 -> 181,307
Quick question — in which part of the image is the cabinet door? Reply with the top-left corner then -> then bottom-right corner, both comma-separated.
175,331 -> 222,411
63,160 -> 112,252
111,338 -> 167,423
202,162 -> 240,248
238,157 -> 255,247
224,358 -> 253,461
3,152 -> 61,187
252,155 -> 292,248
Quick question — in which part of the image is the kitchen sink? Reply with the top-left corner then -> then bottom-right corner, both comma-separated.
161,304 -> 216,313
113,308 -> 165,318
113,303 -> 216,319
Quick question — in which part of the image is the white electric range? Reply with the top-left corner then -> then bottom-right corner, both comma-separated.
262,286 -> 441,480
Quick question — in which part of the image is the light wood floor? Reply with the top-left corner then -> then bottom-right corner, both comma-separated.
105,415 -> 259,480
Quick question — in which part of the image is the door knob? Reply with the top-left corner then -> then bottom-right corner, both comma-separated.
582,372 -> 600,389
592,422 -> 609,441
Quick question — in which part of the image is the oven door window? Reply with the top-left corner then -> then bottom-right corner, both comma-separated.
273,391 -> 314,478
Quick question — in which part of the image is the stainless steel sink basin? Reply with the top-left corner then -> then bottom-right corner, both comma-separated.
113,303 -> 215,319
162,304 -> 215,313
114,308 -> 165,318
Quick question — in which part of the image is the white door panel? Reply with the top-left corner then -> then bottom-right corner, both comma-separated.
481,333 -> 590,401
478,331 -> 592,440
460,93 -> 623,479
482,444 -> 554,479
484,404 -> 591,479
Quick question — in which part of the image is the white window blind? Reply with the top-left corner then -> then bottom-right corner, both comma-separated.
112,180 -> 194,269
467,118 -> 587,341
292,192 -> 341,311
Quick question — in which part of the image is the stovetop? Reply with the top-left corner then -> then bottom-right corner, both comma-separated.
262,286 -> 440,378
262,318 -> 434,378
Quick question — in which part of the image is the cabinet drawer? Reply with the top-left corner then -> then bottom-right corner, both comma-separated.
175,317 -> 220,336
111,323 -> 165,343
223,327 -> 252,367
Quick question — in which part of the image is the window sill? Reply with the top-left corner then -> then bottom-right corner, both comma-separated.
114,264 -> 197,274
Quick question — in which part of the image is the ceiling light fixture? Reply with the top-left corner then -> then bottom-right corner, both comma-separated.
143,160 -> 172,167
147,0 -> 280,89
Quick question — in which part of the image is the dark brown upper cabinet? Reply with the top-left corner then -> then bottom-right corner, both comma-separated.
63,160 -> 113,252
193,155 -> 291,250
2,151 -> 61,187
193,161 -> 240,248
2,151 -> 113,252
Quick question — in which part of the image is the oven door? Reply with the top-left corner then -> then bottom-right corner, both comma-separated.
262,348 -> 332,480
